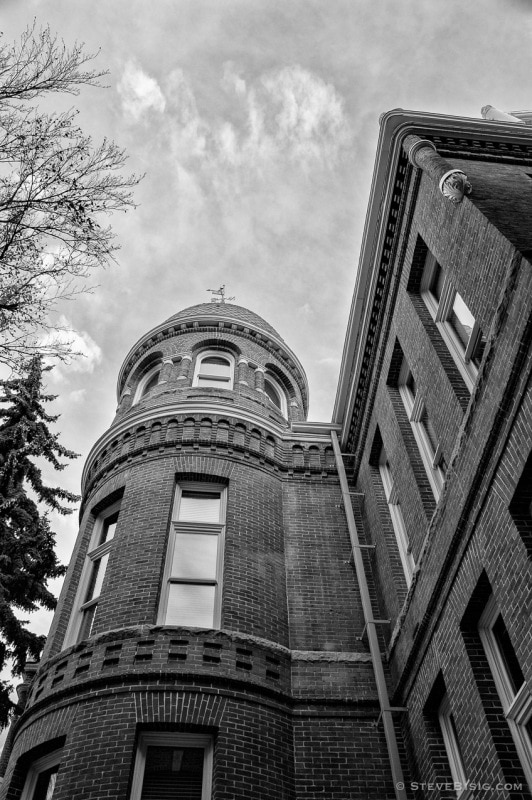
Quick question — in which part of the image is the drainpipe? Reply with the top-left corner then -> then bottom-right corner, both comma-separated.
331,431 -> 407,800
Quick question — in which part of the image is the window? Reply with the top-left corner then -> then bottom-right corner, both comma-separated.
193,351 -> 234,389
479,596 -> 532,791
438,695 -> 469,797
264,374 -> 287,417
509,452 -> 532,556
378,449 -> 415,585
63,501 -> 120,648
159,483 -> 226,628
421,252 -> 486,391
21,751 -> 62,800
130,733 -> 213,800
398,356 -> 445,500
133,364 -> 161,404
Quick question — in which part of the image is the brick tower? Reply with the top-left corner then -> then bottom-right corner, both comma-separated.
0,301 -> 399,799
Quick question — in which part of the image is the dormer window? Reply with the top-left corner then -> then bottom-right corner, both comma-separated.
193,351 -> 234,389
264,374 -> 287,417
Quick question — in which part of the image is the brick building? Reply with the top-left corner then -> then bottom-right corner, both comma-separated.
2,106 -> 532,799
332,107 -> 532,799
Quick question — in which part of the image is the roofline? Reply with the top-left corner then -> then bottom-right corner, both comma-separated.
332,108 -> 532,442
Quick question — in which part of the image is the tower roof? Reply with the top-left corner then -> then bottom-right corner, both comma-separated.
164,303 -> 283,342
117,301 -> 308,411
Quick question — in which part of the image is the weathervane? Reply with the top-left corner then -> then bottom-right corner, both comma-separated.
207,285 -> 235,304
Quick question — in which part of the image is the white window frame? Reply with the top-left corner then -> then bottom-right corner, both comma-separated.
158,482 -> 226,628
479,596 -> 532,792
62,500 -> 120,649
130,732 -> 213,800
264,373 -> 288,417
193,350 -> 234,390
21,749 -> 62,800
421,252 -> 484,392
133,364 -> 161,405
378,449 -> 415,585
438,695 -> 471,799
398,357 -> 445,501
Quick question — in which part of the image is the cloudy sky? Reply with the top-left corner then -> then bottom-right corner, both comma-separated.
2,0 -> 532,650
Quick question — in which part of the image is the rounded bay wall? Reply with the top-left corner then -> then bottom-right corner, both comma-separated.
45,449 -> 293,661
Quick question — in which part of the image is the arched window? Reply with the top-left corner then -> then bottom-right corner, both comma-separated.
193,351 -> 234,389
264,374 -> 287,417
133,364 -> 161,404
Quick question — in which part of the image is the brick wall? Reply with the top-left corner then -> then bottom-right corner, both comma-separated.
349,152 -> 532,797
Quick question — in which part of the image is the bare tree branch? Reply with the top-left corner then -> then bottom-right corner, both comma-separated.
0,23 -> 142,368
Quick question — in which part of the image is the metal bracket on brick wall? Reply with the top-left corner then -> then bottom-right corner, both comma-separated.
373,707 -> 408,728
359,619 -> 390,642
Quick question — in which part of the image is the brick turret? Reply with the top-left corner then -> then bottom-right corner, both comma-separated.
0,302 -> 396,800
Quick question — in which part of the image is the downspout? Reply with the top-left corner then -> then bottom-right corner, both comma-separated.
331,430 -> 407,800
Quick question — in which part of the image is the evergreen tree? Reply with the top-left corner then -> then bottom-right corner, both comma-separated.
0,357 -> 78,726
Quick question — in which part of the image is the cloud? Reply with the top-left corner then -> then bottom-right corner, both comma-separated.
157,62 -> 351,176
157,63 -> 352,236
117,61 -> 166,121
258,66 -> 352,169
41,316 -> 102,379
68,389 -> 87,403
113,60 -> 355,339
221,61 -> 247,98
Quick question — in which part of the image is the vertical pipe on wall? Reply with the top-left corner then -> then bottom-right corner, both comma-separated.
331,430 -> 407,800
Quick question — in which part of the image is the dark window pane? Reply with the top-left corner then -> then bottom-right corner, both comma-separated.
78,604 -> 97,642
420,407 -> 438,455
264,380 -> 281,409
201,356 -> 230,366
471,331 -> 487,368
100,511 -> 119,545
142,372 -> 160,398
141,746 -> 204,800
32,765 -> 58,800
197,375 -> 230,387
493,614 -> 525,694
85,554 -> 109,602
430,262 -> 444,302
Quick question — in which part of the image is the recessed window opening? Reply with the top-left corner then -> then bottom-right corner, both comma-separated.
398,355 -> 445,500
62,501 -> 120,648
142,371 -> 160,396
264,380 -> 281,408
133,364 -> 162,404
479,595 -> 532,792
20,748 -> 63,800
130,733 -> 213,800
264,373 -> 288,417
378,447 -> 415,585
438,695 -> 468,797
159,482 -> 226,628
421,250 -> 486,390
193,350 -> 234,389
